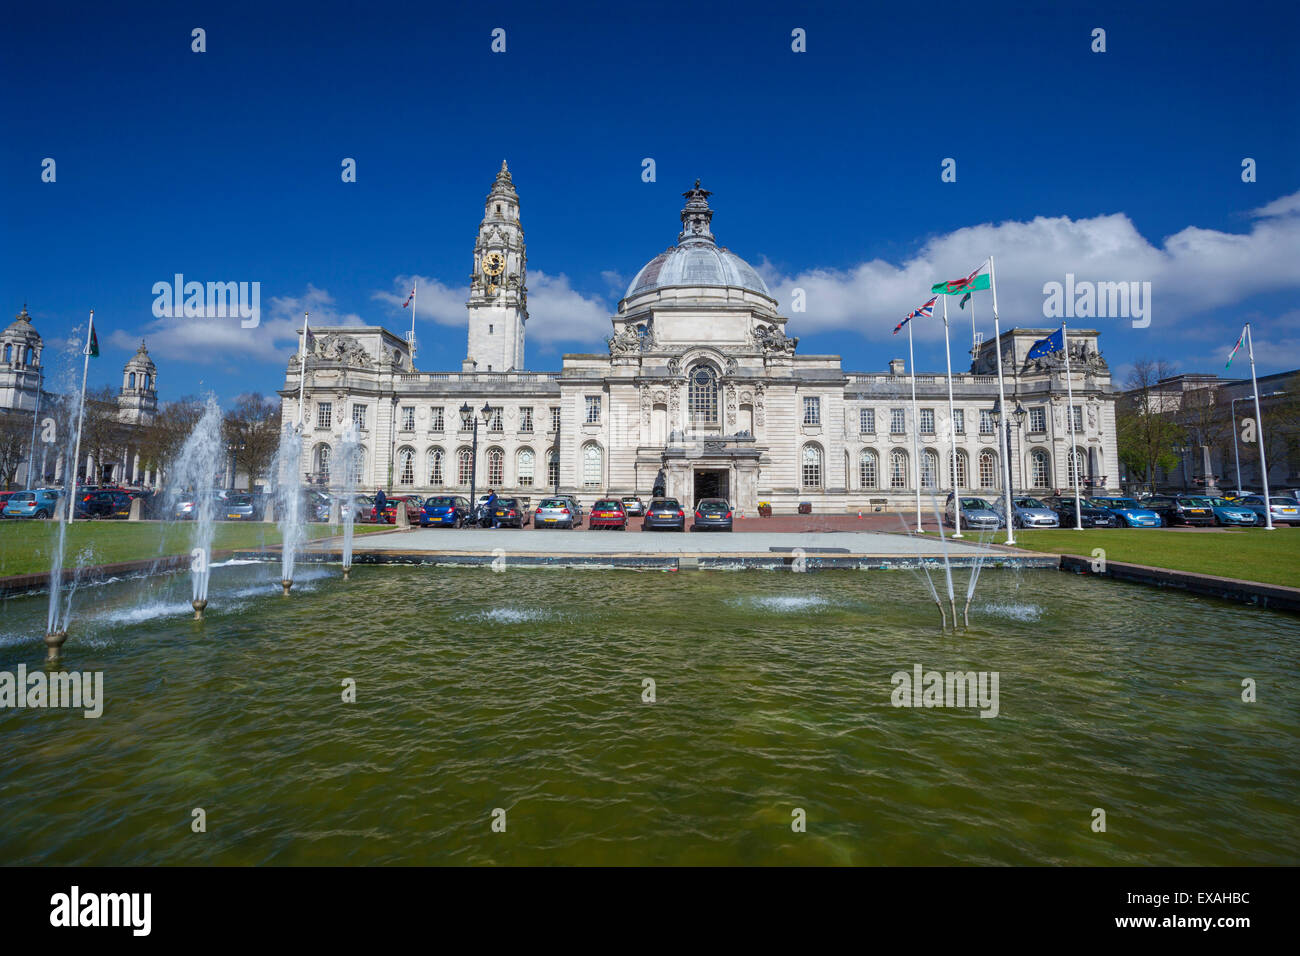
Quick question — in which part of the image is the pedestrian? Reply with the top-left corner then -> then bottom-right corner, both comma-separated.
485,488 -> 499,528
374,487 -> 388,522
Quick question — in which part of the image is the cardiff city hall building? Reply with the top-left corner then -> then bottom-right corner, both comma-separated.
279,164 -> 1119,513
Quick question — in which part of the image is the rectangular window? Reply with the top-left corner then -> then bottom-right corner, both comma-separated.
890,408 -> 906,434
920,408 -> 935,434
952,409 -> 965,435
1030,407 -> 1047,432
1071,405 -> 1084,431
317,402 -> 332,429
859,408 -> 875,435
352,404 -> 366,429
547,451 -> 559,488
401,406 -> 415,431
488,406 -> 503,431
585,396 -> 601,424
979,409 -> 995,435
520,407 -> 533,432
803,396 -> 821,426
430,407 -> 444,432
550,406 -> 561,432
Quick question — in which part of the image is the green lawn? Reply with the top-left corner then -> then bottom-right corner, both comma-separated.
1005,527 -> 1300,588
0,521 -> 391,578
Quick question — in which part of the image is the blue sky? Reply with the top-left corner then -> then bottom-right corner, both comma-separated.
3,0 -> 1298,404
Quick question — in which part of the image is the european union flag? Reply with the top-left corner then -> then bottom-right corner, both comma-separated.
1026,326 -> 1064,361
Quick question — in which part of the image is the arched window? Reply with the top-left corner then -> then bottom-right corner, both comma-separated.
949,449 -> 968,489
801,443 -> 823,488
859,449 -> 878,489
397,447 -> 415,486
314,443 -> 331,482
546,448 -> 559,489
1068,447 -> 1087,486
428,448 -> 444,486
582,442 -> 602,489
1029,449 -> 1050,488
921,450 -> 939,490
128,372 -> 136,388
978,450 -> 998,489
343,445 -> 366,485
517,448 -> 535,487
688,364 -> 719,426
890,450 -> 909,489
457,448 -> 474,485
487,447 -> 504,486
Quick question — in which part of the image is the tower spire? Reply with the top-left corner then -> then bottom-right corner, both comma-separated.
678,179 -> 715,245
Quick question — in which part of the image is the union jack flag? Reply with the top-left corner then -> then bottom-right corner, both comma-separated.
893,296 -> 937,335
402,286 -> 416,308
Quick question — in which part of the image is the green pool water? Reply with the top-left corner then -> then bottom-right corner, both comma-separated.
1,562 -> 1296,865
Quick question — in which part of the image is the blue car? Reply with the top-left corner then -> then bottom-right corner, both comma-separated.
1203,496 -> 1261,527
1090,496 -> 1163,528
420,494 -> 471,527
2,488 -> 62,519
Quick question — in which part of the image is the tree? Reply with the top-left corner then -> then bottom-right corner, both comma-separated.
223,394 -> 281,489
135,396 -> 205,487
79,386 -> 129,483
0,411 -> 31,489
1117,358 -> 1184,492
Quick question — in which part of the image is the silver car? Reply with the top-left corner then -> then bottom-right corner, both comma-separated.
621,495 -> 645,516
992,495 -> 1060,529
945,495 -> 1004,530
534,496 -> 579,529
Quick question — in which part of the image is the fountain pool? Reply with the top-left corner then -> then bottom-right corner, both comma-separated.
1,564 -> 1296,865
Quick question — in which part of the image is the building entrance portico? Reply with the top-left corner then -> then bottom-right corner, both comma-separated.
693,468 -> 729,504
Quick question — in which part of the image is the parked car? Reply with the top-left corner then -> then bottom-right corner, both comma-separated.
3,489 -> 61,519
1089,496 -> 1163,528
589,498 -> 628,530
620,496 -> 645,517
1141,494 -> 1215,527
1232,495 -> 1300,526
992,495 -> 1060,529
80,489 -> 133,519
0,491 -> 14,517
375,494 -> 422,524
340,493 -> 374,522
1200,496 -> 1261,527
420,495 -> 471,527
534,496 -> 579,529
554,495 -> 584,527
692,498 -> 733,531
1042,495 -> 1120,528
642,497 -> 686,531
220,492 -> 267,521
491,497 -> 530,528
945,494 -> 1004,531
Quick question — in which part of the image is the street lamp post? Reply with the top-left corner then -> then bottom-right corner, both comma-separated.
991,399 -> 1029,542
553,417 -> 561,495
226,440 -> 245,491
461,401 -> 494,518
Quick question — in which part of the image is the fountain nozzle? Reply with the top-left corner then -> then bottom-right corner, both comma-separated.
44,629 -> 68,662
962,599 -> 971,629
192,598 -> 208,621
281,578 -> 293,596
342,566 -> 351,580
935,600 -> 948,631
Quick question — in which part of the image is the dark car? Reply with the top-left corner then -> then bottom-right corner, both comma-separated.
589,498 -> 628,530
221,492 -> 267,521
692,498 -> 733,531
642,497 -> 686,531
1143,494 -> 1215,527
420,495 -> 471,527
491,497 -> 530,528
1042,495 -> 1120,528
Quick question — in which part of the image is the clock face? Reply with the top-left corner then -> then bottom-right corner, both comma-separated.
484,252 -> 505,276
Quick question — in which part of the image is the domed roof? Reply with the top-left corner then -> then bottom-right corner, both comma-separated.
625,181 -> 770,300
3,305 -> 41,342
124,339 -> 156,371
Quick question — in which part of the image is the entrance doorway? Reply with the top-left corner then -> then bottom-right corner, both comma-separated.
693,468 -> 729,505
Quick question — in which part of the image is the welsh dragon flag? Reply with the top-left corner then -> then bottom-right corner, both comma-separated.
931,269 -> 991,296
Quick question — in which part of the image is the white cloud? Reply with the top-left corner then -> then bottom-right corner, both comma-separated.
757,190 -> 1300,347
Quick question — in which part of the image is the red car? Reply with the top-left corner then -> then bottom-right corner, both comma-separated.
371,495 -> 422,524
588,498 -> 628,530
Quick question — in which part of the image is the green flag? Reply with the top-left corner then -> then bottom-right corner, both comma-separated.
931,273 -> 990,296
85,314 -> 99,358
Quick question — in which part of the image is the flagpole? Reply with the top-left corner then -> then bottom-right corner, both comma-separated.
409,280 -> 418,366
907,319 -> 922,533
988,255 -> 1016,545
67,310 -> 93,523
1063,321 -> 1083,529
1246,323 -> 1274,529
297,312 -> 309,431
942,294 -> 962,537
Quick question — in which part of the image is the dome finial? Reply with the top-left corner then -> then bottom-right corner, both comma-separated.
678,180 -> 714,245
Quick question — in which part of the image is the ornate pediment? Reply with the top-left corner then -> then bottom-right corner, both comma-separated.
313,335 -> 373,368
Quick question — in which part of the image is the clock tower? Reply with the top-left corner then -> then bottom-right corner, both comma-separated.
465,160 -> 528,372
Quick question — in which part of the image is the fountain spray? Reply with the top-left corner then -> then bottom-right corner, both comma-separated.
273,422 -> 306,595
339,422 -> 360,580
962,528 -> 996,628
931,497 -> 957,629
896,512 -> 946,630
164,396 -> 224,620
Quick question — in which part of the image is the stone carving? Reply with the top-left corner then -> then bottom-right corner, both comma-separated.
640,385 -> 652,425
724,356 -> 738,375
311,335 -> 373,368
653,389 -> 667,404
1086,400 -> 1098,430
752,323 -> 798,354
754,383 -> 766,426
666,356 -> 681,376
608,325 -> 641,355
726,384 -> 737,426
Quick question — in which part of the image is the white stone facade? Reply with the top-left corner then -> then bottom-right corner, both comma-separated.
281,171 -> 1120,512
